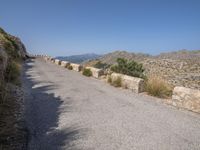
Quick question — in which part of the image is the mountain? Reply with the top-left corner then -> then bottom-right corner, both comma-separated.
98,51 -> 151,64
56,53 -> 101,64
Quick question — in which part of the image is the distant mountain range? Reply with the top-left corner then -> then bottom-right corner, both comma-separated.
56,53 -> 101,64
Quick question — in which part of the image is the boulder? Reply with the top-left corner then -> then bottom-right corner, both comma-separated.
172,86 -> 200,113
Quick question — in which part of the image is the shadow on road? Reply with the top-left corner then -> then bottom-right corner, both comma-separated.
23,59 -> 85,150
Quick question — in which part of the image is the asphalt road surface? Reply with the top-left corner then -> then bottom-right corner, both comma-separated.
22,58 -> 200,150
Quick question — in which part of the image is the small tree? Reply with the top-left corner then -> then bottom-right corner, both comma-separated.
110,58 -> 145,78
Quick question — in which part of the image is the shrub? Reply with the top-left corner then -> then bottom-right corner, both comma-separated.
94,61 -> 110,69
111,76 -> 122,87
145,75 -> 172,98
110,58 -> 145,79
5,61 -> 21,85
82,68 -> 92,77
67,65 -> 73,70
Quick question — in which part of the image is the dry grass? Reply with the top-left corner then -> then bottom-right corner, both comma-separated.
145,75 -> 173,98
111,76 -> 122,87
5,61 -> 21,86
107,75 -> 122,87
107,75 -> 112,83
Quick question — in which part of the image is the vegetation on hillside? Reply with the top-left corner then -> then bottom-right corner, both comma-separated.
110,58 -> 145,79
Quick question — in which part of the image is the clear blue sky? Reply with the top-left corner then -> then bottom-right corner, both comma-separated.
0,0 -> 200,56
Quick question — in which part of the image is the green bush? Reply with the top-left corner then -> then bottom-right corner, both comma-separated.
67,65 -> 73,70
82,68 -> 92,77
110,58 -> 145,78
145,75 -> 172,98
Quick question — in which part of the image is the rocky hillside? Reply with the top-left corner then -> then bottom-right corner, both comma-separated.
84,50 -> 200,90
0,27 -> 28,149
0,28 -> 27,81
157,50 -> 200,62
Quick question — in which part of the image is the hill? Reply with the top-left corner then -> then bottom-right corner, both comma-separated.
56,53 -> 101,64
98,50 -> 151,64
83,50 -> 200,90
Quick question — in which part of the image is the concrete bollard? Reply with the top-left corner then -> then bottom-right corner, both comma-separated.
110,73 -> 145,93
55,59 -> 61,65
71,63 -> 83,72
61,61 -> 70,68
85,67 -> 104,78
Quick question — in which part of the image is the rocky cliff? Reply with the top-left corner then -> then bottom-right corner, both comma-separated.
0,27 -> 28,149
0,27 -> 27,80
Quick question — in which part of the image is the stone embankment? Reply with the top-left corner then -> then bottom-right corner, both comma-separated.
110,73 -> 144,93
40,55 -> 200,114
172,87 -> 200,113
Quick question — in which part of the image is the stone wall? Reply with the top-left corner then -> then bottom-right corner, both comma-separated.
172,86 -> 200,113
110,73 -> 145,93
71,63 -> 82,72
41,55 -> 200,113
61,61 -> 70,68
86,67 -> 104,78
55,59 -> 61,65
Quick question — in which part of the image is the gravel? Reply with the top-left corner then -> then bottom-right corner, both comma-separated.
22,58 -> 200,150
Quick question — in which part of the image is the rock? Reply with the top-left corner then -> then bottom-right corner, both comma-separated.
0,27 -> 27,59
86,67 -> 104,78
55,59 -> 61,65
61,61 -> 70,68
172,86 -> 200,113
71,63 -> 82,72
110,73 -> 144,93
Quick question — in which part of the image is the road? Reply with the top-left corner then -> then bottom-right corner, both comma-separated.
22,58 -> 200,150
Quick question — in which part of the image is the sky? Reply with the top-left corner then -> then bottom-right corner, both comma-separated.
0,0 -> 200,56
